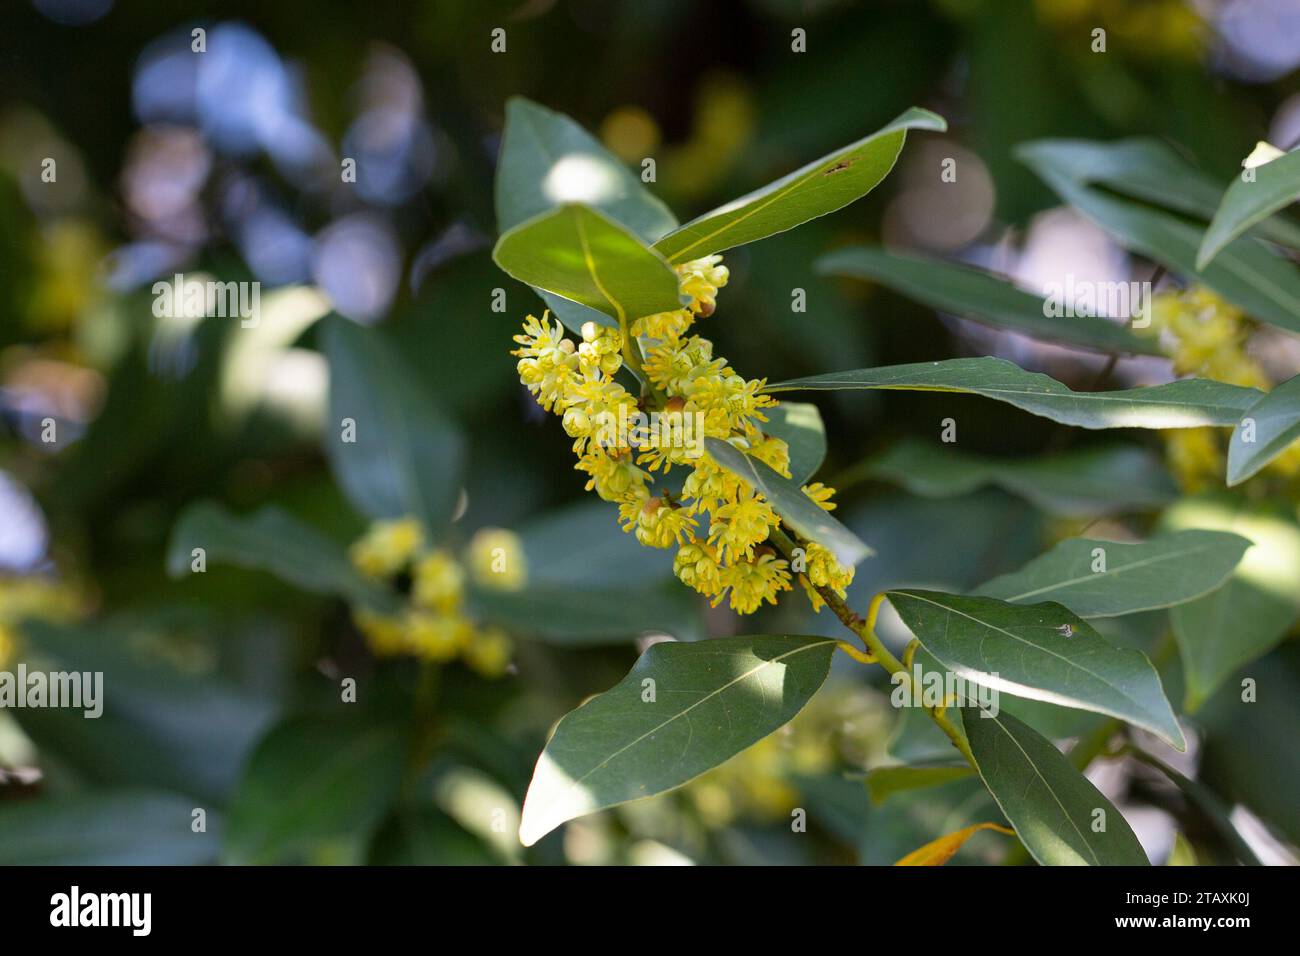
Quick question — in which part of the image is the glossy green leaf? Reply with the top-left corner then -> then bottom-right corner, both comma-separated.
974,530 -> 1251,618
518,634 -> 837,846
817,247 -> 1160,355
1019,138 -> 1300,249
0,791 -> 221,865
495,97 -> 676,242
705,437 -> 871,566
652,108 -> 946,263
1126,749 -> 1260,866
167,501 -> 399,613
1200,148 -> 1300,268
767,357 -> 1262,429
1161,496 -> 1300,710
866,764 -> 975,805
887,589 -> 1185,749
961,706 -> 1149,865
1227,373 -> 1300,485
493,204 -> 683,323
1019,141 -> 1300,336
761,401 -> 827,484
863,439 -> 1175,517
468,578 -> 703,645
322,315 -> 464,536
224,716 -> 408,864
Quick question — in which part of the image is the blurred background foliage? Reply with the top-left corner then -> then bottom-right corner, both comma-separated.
1,0 -> 1298,865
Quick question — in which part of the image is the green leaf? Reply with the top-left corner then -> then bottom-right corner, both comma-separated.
468,578 -> 704,645
767,357 -> 1262,429
1018,138 -> 1300,249
0,791 -> 221,865
652,108 -> 946,263
224,716 -> 408,864
167,501 -> 399,613
961,707 -> 1149,865
322,315 -> 464,536
705,437 -> 871,566
973,530 -> 1251,618
1126,749 -> 1260,866
16,619 -> 277,804
862,439 -> 1176,517
1019,141 -> 1300,336
518,634 -> 837,846
1161,496 -> 1300,710
817,247 -> 1160,355
1200,148 -> 1300,268
493,204 -> 683,324
495,97 -> 677,242
761,401 -> 827,484
866,764 -> 975,805
1227,373 -> 1300,485
368,807 -> 499,866
887,589 -> 1185,749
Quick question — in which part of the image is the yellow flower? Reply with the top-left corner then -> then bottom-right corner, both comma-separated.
802,482 -> 838,511
463,628 -> 512,678
407,610 -> 469,662
749,432 -> 791,478
676,254 -> 730,316
631,308 -> 694,341
673,540 -> 724,596
1164,428 -> 1222,493
797,541 -> 855,612
621,496 -> 698,549
467,528 -> 528,591
720,551 -> 791,614
577,321 -> 623,377
412,550 -> 465,612
708,491 -> 778,562
354,609 -> 408,656
576,447 -> 649,502
349,517 -> 424,578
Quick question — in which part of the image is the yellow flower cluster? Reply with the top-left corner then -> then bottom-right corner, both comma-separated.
512,255 -> 853,614
1147,286 -> 1300,489
348,518 -> 525,677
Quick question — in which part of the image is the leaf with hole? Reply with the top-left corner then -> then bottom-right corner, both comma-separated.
887,589 -> 1184,749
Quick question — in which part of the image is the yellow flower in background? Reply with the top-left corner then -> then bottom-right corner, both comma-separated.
0,623 -> 15,670
348,518 -> 514,677
511,253 -> 852,614
349,517 -> 424,578
466,527 -> 528,592
463,628 -> 513,679
412,550 -> 464,612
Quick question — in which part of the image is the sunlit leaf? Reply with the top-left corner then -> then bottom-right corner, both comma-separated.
888,589 -> 1185,749
493,204 -> 683,324
767,357 -> 1261,429
961,706 -> 1149,865
518,635 -> 837,846
762,401 -> 827,484
1227,373 -> 1300,486
1200,147 -> 1300,268
974,530 -> 1251,617
652,108 -> 946,262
